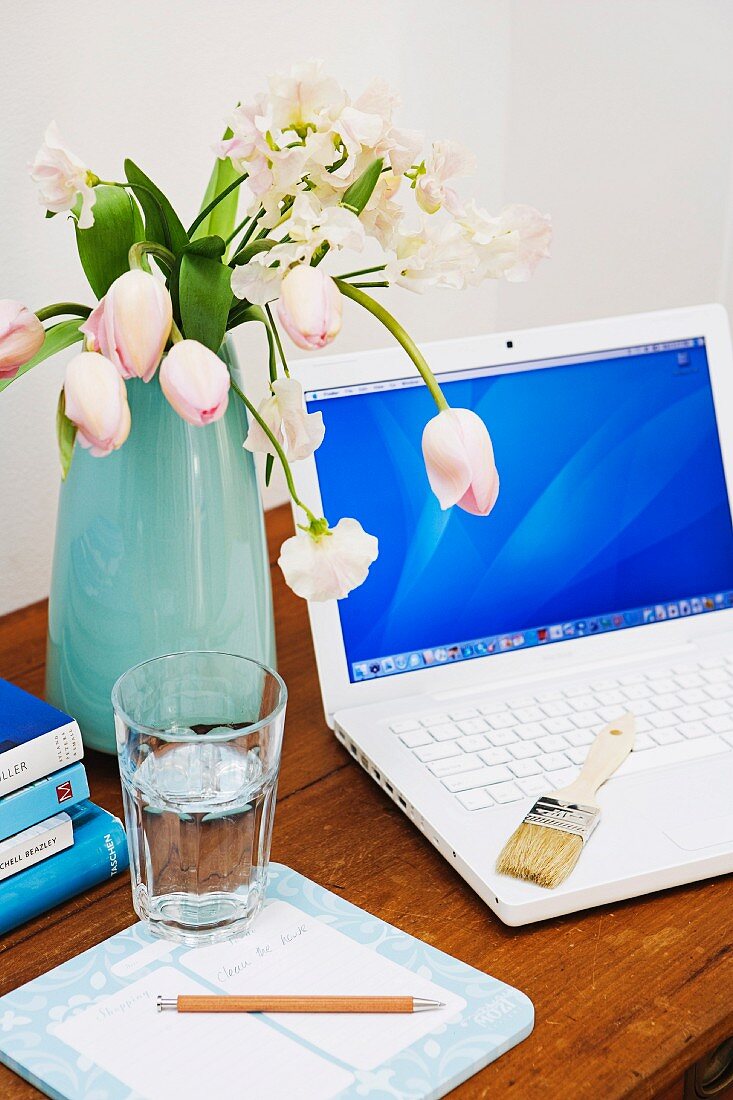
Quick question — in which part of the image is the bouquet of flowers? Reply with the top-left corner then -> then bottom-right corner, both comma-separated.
1,60 -> 550,601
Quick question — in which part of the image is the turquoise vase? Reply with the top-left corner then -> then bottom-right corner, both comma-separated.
45,341 -> 276,754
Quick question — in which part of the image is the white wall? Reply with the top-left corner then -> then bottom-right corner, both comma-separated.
1,0 -> 732,615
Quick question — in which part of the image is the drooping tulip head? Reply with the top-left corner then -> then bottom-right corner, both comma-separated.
422,407 -> 500,516
64,352 -> 131,457
0,301 -> 45,380
159,340 -> 230,426
277,264 -> 342,351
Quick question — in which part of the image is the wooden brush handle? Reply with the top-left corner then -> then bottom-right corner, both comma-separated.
175,995 -> 415,1013
559,712 -> 635,804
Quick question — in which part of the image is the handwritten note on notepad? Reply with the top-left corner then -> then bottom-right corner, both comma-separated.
0,864 -> 534,1100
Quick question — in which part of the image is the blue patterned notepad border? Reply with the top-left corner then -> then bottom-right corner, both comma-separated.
0,864 -> 533,1099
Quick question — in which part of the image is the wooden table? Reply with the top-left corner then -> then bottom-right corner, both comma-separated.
1,505 -> 731,1100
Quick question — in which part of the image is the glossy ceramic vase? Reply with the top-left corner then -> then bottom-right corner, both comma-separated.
45,340 -> 276,754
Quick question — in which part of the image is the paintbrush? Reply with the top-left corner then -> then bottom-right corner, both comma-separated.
496,712 -> 635,888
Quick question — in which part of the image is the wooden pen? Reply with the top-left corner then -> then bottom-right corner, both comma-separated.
157,994 -> 444,1014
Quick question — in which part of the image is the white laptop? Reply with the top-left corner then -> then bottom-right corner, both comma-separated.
290,304 -> 733,926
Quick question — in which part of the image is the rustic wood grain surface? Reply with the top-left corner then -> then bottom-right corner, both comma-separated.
0,505 -> 730,1100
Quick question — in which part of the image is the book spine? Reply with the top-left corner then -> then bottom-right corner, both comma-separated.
0,722 -> 84,797
0,763 -> 90,842
0,813 -> 73,883
0,807 -> 129,935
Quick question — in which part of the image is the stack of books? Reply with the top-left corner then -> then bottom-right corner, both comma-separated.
0,678 -> 128,935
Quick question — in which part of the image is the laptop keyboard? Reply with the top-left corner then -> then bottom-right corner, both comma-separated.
388,655 -> 733,811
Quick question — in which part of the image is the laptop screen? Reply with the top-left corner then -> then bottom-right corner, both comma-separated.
304,336 -> 733,683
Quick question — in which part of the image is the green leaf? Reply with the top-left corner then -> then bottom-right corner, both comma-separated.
0,319 -> 84,394
56,389 -> 77,480
178,255 -> 233,351
230,238 -> 277,267
341,157 -> 384,215
193,130 -> 241,242
183,235 -> 226,259
169,255 -> 183,330
124,159 -> 188,254
75,185 -> 139,298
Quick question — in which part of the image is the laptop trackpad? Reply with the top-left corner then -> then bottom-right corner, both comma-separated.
662,813 -> 733,851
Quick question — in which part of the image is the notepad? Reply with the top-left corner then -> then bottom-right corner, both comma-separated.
0,864 -> 534,1099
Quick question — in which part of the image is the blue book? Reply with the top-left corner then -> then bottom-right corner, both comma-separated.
0,800 -> 128,935
0,812 -> 74,882
0,761 -> 89,842
0,864 -> 531,1099
0,679 -> 83,798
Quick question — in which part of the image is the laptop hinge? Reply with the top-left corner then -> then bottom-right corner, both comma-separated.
433,641 -> 698,702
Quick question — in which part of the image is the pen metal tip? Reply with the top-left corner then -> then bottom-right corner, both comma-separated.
413,998 -> 445,1012
157,997 -> 177,1012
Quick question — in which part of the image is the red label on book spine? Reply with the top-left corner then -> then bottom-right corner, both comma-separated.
56,781 -> 73,803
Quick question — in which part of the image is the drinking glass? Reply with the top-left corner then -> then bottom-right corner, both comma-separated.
112,651 -> 287,945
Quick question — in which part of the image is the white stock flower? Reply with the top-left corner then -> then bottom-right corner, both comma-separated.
380,125 -> 423,176
216,97 -> 270,170
352,79 -> 422,175
358,174 -> 405,249
354,77 -> 401,121
29,122 -> 97,228
268,59 -> 346,132
279,518 -> 379,601
330,106 -> 385,181
415,140 -> 476,216
230,240 -> 308,304
232,193 -> 365,304
387,218 -> 477,292
460,201 -> 552,282
244,378 -> 325,461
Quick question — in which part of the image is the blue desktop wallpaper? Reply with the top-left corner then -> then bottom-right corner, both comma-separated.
308,343 -> 733,677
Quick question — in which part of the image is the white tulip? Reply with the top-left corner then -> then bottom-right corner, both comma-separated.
244,378 -> 325,461
278,518 -> 379,601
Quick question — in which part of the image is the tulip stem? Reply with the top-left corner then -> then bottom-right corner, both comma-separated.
348,281 -> 389,288
129,241 -> 176,272
36,303 -> 92,323
229,376 -> 318,524
187,172 -> 249,237
334,280 -> 449,411
265,304 -> 290,377
337,264 -> 387,280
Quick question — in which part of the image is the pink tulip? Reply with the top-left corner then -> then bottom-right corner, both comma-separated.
64,352 -> 131,457
81,270 -> 172,382
159,340 -> 230,426
422,408 -> 500,516
277,265 -> 342,350
0,300 -> 45,380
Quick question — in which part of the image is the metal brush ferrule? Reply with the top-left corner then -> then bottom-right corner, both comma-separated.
524,796 -> 600,845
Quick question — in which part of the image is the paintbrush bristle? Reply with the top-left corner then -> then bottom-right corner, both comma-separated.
496,821 -> 584,889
